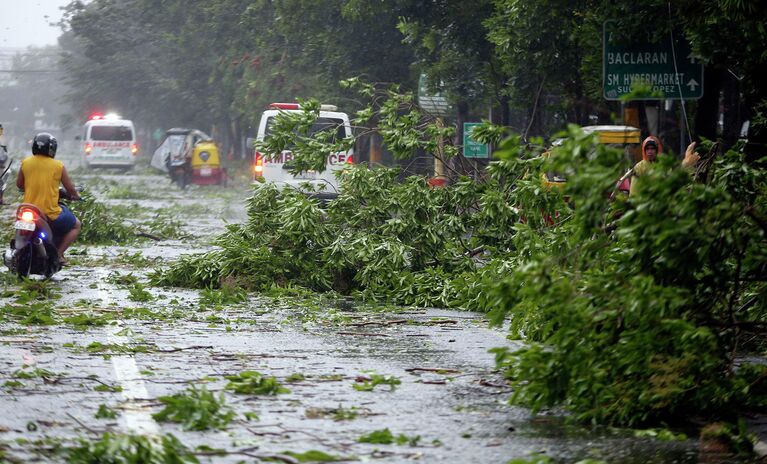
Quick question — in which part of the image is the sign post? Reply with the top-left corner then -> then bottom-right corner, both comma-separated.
603,20 -> 703,101
418,74 -> 453,179
462,123 -> 489,159
417,74 -> 452,116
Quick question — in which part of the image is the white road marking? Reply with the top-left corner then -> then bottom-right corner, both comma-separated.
109,322 -> 159,435
97,266 -> 159,435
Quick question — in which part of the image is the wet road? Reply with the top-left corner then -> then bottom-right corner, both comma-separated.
0,156 -> 705,462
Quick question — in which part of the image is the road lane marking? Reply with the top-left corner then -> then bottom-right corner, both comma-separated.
96,267 -> 159,435
109,322 -> 159,435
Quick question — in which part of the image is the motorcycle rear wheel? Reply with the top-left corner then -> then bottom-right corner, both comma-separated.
15,245 -> 32,279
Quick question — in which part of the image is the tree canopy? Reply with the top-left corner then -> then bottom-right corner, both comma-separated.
57,0 -> 767,152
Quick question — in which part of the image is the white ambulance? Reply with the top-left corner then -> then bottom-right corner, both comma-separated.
82,114 -> 138,169
253,103 -> 353,199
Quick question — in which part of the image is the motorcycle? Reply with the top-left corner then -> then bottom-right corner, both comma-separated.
3,188 -> 78,279
151,128 -> 223,189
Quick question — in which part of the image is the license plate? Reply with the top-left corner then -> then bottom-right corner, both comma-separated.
200,167 -> 212,177
14,220 -> 35,231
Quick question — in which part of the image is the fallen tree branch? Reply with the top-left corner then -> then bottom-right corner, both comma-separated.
406,367 -> 462,374
66,412 -> 102,435
347,319 -> 409,327
135,231 -> 163,241
155,345 -> 214,353
336,331 -> 389,337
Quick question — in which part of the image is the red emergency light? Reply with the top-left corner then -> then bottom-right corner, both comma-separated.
269,103 -> 300,110
89,113 -> 104,121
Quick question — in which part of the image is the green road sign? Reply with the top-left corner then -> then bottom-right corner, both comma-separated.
418,74 -> 452,117
603,20 -> 703,100
463,123 -> 489,158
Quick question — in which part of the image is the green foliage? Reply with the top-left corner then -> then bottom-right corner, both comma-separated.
152,385 -> 235,431
153,162 -> 526,311
488,129 -> 767,426
59,0 -> 767,162
95,404 -> 119,419
353,374 -> 401,392
64,312 -> 113,329
507,455 -> 553,464
128,283 -> 154,302
149,251 -> 222,289
106,272 -> 140,286
3,380 -> 25,389
113,251 -> 160,268
67,433 -> 199,463
285,373 -> 306,383
280,450 -> 346,463
199,287 -> 248,307
8,279 -> 60,304
331,406 -> 359,421
144,214 -> 186,240
358,428 -> 420,446
85,342 -> 152,355
224,371 -> 290,395
105,185 -> 152,200
13,366 -> 56,380
2,302 -> 57,325
94,384 -> 123,393
633,428 -> 687,441
67,191 -> 134,244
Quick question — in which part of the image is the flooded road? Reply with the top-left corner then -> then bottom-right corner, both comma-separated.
0,156 -> 706,462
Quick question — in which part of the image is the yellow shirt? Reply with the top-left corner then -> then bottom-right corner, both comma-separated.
629,160 -> 652,197
21,155 -> 63,220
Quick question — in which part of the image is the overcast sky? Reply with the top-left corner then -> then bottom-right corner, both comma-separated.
0,0 -> 72,49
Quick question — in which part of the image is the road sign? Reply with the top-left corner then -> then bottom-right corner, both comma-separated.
603,20 -> 703,100
463,123 -> 489,158
418,74 -> 452,117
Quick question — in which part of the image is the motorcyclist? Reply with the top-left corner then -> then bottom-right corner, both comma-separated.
15,133 -> 81,264
628,136 -> 700,196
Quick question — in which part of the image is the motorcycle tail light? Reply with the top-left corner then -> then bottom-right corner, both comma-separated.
19,209 -> 36,222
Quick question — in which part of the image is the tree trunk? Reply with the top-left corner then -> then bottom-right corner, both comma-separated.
744,61 -> 767,156
693,67 -> 722,142
452,100 -> 470,179
721,71 -> 742,148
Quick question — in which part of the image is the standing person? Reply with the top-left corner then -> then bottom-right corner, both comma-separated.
15,133 -> 81,264
629,136 -> 700,196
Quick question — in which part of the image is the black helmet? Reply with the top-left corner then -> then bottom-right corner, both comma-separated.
32,132 -> 57,158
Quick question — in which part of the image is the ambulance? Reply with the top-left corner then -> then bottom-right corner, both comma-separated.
253,103 -> 353,199
82,113 -> 138,169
